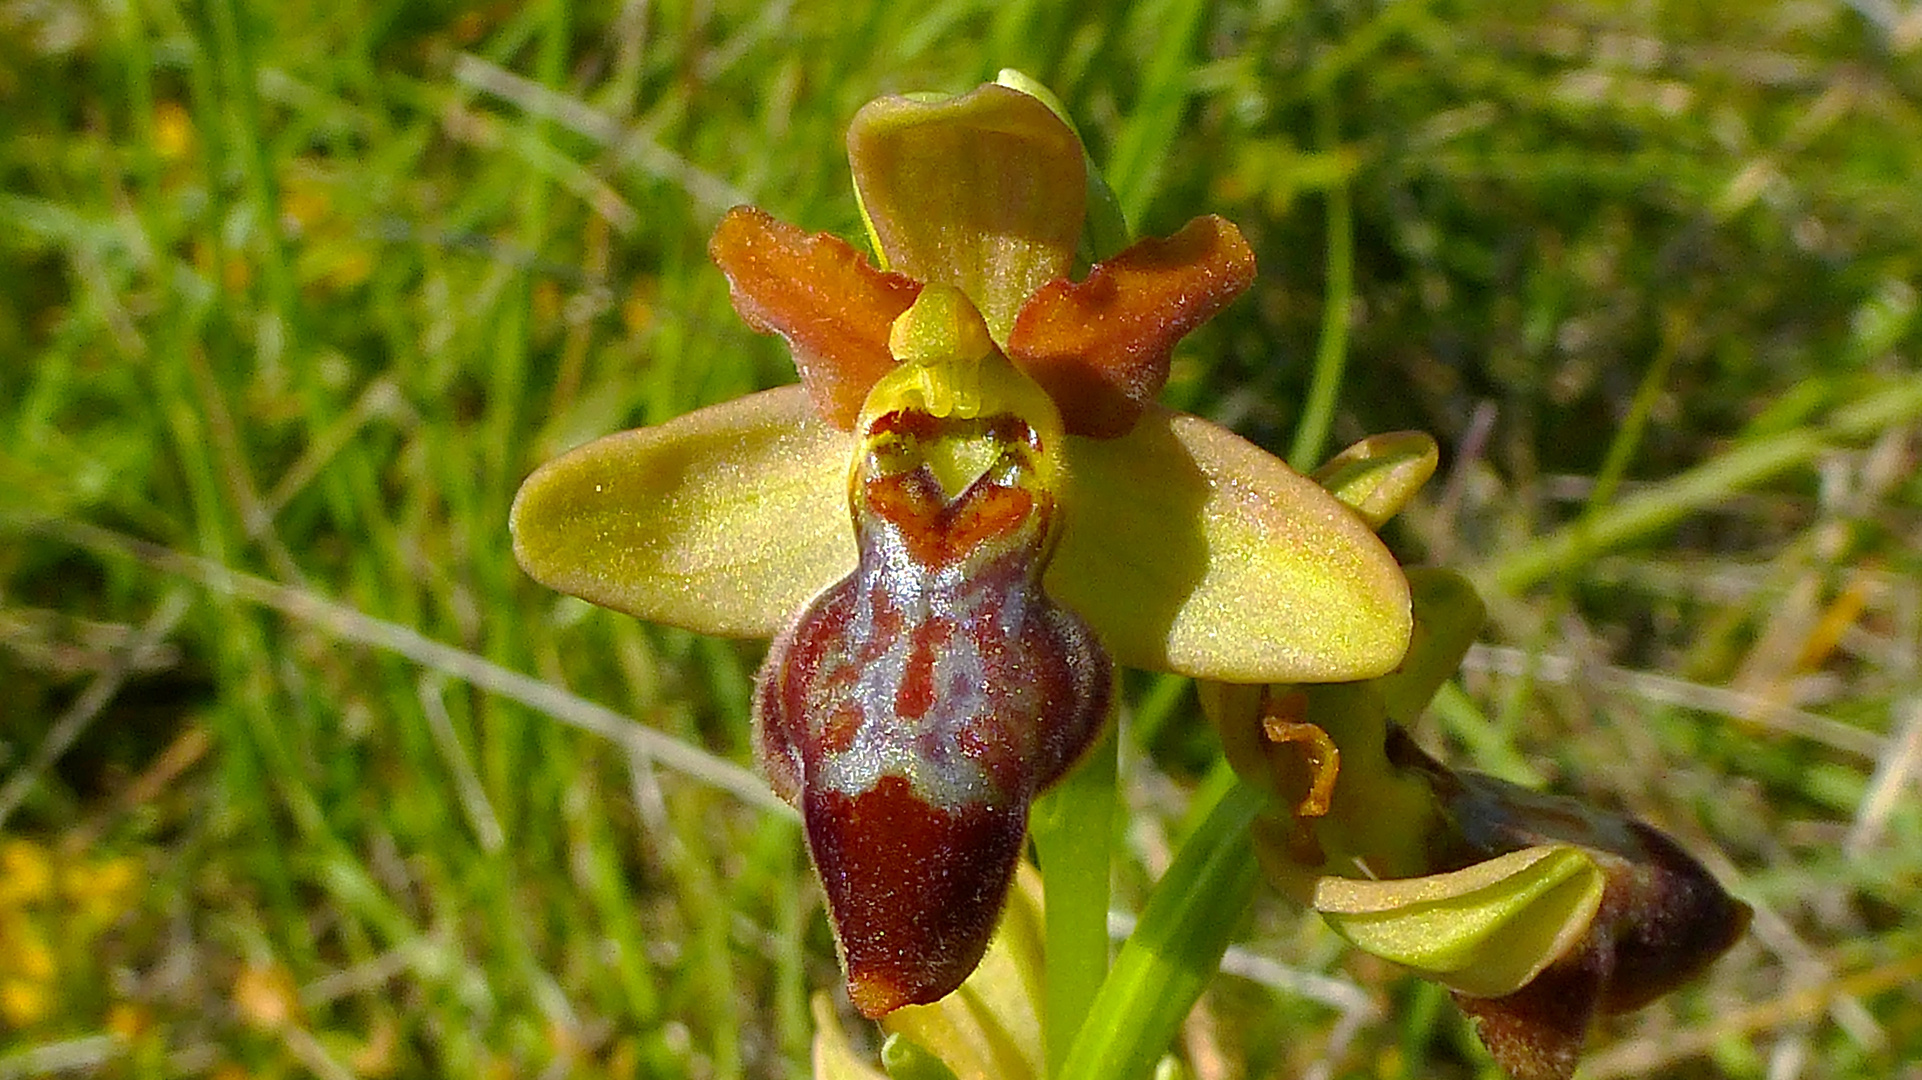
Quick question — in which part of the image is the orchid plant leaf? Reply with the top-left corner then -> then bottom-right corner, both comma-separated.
1049,408 -> 1412,683
510,386 -> 855,638
1313,845 -> 1606,999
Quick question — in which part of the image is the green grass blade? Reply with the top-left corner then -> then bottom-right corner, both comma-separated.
1031,728 -> 1119,1076
1103,0 -> 1209,225
1287,96 -> 1356,473
1056,772 -> 1265,1080
1490,373 -> 1922,594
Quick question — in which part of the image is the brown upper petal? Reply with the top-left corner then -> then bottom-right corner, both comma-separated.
1007,215 -> 1256,438
709,206 -> 922,429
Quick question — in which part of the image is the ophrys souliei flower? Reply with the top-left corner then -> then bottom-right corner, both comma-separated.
511,77 -> 1411,1016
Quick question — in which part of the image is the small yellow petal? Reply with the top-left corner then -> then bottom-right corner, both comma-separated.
1,978 -> 53,1028
0,839 -> 53,904
1311,431 -> 1439,529
511,387 -> 855,638
8,924 -> 55,981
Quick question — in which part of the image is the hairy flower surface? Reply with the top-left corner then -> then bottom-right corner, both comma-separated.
511,77 -> 1413,1016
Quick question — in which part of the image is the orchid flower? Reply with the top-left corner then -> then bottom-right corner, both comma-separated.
1203,435 -> 1750,1080
511,78 -> 1412,1018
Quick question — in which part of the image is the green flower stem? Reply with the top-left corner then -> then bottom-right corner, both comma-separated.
1306,685 -> 1444,878
1288,95 -> 1355,473
1032,728 -> 1119,1077
1056,767 -> 1265,1080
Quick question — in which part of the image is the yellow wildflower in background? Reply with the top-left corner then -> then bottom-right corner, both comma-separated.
0,838 -> 146,1031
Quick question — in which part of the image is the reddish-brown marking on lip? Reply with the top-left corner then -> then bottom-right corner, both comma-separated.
895,615 -> 956,721
867,408 -> 945,442
944,484 -> 1033,558
861,412 -> 1042,568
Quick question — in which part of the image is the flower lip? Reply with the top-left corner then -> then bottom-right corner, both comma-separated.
754,348 -> 1113,1016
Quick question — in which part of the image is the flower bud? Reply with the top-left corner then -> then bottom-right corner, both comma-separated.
1421,761 -> 1753,1079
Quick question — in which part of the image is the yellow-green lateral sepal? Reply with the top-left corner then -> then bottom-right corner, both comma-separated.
849,84 -> 1085,345
509,386 -> 855,638
1311,431 -> 1439,529
1049,409 -> 1412,683
1314,845 -> 1606,999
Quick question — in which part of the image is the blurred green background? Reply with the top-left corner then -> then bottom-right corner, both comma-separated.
3,0 -> 1920,1077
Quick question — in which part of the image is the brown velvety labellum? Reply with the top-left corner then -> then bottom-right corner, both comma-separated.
1402,745 -> 1753,1078
1450,827 -> 1752,1080
1449,828 -> 1751,1080
1598,821 -> 1753,1014
754,407 -> 1111,1016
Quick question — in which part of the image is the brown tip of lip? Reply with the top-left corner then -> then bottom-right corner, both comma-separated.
806,775 -> 1029,1018
846,969 -> 912,1019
